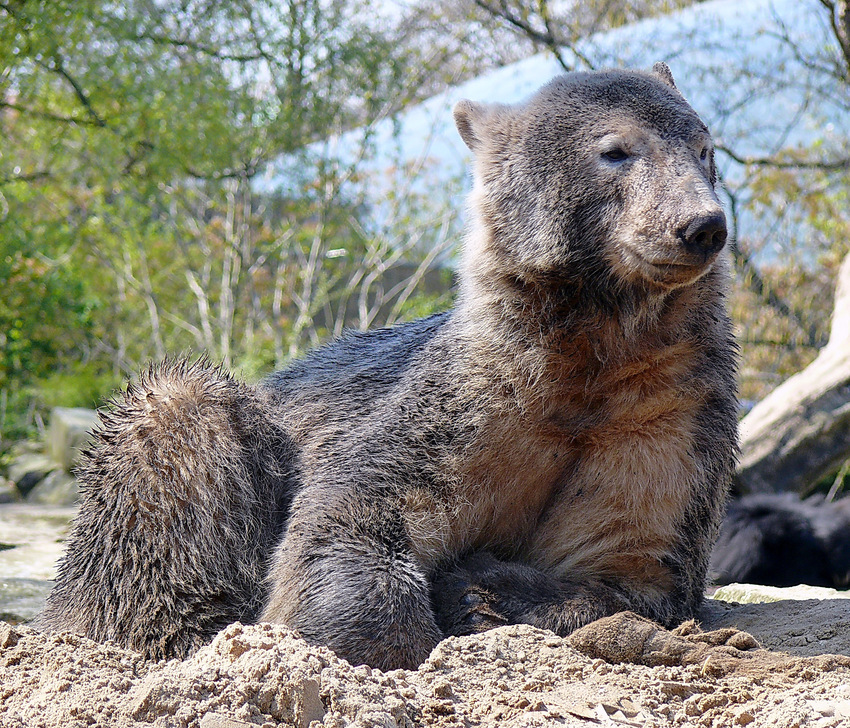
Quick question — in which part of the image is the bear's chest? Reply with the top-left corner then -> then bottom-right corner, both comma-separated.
522,396 -> 700,586
456,340 -> 703,564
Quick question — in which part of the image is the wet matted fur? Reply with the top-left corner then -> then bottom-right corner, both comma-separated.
36,64 -> 738,671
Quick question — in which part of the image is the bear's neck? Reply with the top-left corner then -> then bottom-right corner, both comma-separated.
455,243 -> 714,368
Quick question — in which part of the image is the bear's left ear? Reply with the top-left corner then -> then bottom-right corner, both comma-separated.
453,100 -> 488,153
651,62 -> 677,90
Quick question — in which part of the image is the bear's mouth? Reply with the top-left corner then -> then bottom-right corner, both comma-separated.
643,259 -> 715,287
616,246 -> 718,289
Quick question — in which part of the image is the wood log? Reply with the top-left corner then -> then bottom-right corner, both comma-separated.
735,252 -> 850,494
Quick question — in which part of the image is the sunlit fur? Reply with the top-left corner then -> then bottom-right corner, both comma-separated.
37,65 -> 737,671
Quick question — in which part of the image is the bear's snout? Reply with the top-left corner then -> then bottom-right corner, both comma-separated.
679,211 -> 727,261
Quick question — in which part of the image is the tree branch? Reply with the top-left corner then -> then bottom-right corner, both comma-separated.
818,0 -> 850,77
118,30 -> 270,65
718,144 -> 850,172
0,100 -> 105,127
33,57 -> 107,128
472,0 -> 576,71
0,169 -> 50,186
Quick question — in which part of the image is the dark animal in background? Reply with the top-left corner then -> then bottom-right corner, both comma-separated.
35,63 -> 738,671
710,493 -> 850,589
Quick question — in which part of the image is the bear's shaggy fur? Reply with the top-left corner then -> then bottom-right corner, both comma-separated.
36,64 -> 738,671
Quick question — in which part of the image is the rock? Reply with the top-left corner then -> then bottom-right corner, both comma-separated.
7,453 -> 59,498
700,595 -> 850,656
0,622 -> 19,648
7,440 -> 40,457
0,479 -> 20,505
292,677 -> 325,727
27,471 -> 79,506
0,578 -> 54,624
47,407 -> 98,471
713,583 -> 850,604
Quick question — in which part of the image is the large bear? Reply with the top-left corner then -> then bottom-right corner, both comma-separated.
36,64 -> 738,671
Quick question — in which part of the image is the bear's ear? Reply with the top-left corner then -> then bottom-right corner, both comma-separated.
651,62 -> 677,90
453,99 -> 488,152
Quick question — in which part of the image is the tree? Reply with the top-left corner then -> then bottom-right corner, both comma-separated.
451,0 -> 704,71
0,0 -> 460,451
736,250 -> 850,494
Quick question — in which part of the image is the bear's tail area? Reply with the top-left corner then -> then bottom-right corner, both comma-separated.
33,358 -> 296,660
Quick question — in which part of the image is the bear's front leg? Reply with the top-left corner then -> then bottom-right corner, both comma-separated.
261,489 -> 443,670
431,551 -> 662,637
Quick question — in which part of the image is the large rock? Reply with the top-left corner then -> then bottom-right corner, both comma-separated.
0,479 -> 20,505
27,471 -> 79,506
6,453 -> 59,498
47,407 -> 98,472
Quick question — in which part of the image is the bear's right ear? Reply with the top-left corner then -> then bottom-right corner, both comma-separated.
651,62 -> 678,90
453,99 -> 487,152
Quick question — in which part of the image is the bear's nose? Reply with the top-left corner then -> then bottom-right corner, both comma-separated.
681,212 -> 727,260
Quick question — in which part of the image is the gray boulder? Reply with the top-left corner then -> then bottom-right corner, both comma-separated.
47,407 -> 98,472
27,471 -> 79,506
0,478 -> 20,504
7,453 -> 59,498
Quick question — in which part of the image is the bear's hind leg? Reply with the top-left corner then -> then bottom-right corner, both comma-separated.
34,359 -> 296,659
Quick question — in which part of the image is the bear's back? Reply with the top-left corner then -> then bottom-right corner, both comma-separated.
261,310 -> 452,444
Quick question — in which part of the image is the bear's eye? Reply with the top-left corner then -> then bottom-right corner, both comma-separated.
700,147 -> 709,161
601,148 -> 628,163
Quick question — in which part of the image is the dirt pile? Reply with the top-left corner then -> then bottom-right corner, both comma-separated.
3,610 -> 850,728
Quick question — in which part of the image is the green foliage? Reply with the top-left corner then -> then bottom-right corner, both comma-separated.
33,364 -> 121,411
0,243 -> 96,390
0,0 -> 459,450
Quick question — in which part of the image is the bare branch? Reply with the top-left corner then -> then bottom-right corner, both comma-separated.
818,0 -> 850,76
718,144 -> 850,172
472,0 -> 575,71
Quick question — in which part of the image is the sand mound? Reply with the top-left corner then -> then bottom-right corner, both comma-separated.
3,610 -> 850,728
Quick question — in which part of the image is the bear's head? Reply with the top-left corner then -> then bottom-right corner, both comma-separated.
455,64 -> 727,298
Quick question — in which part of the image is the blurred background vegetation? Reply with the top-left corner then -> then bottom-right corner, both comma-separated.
1,0 -> 849,463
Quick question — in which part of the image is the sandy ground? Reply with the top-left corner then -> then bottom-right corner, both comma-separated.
3,611 -> 850,728
3,503 -> 850,727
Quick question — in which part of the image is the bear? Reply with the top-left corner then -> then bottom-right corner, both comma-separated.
35,63 -> 738,671
710,493 -> 850,589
